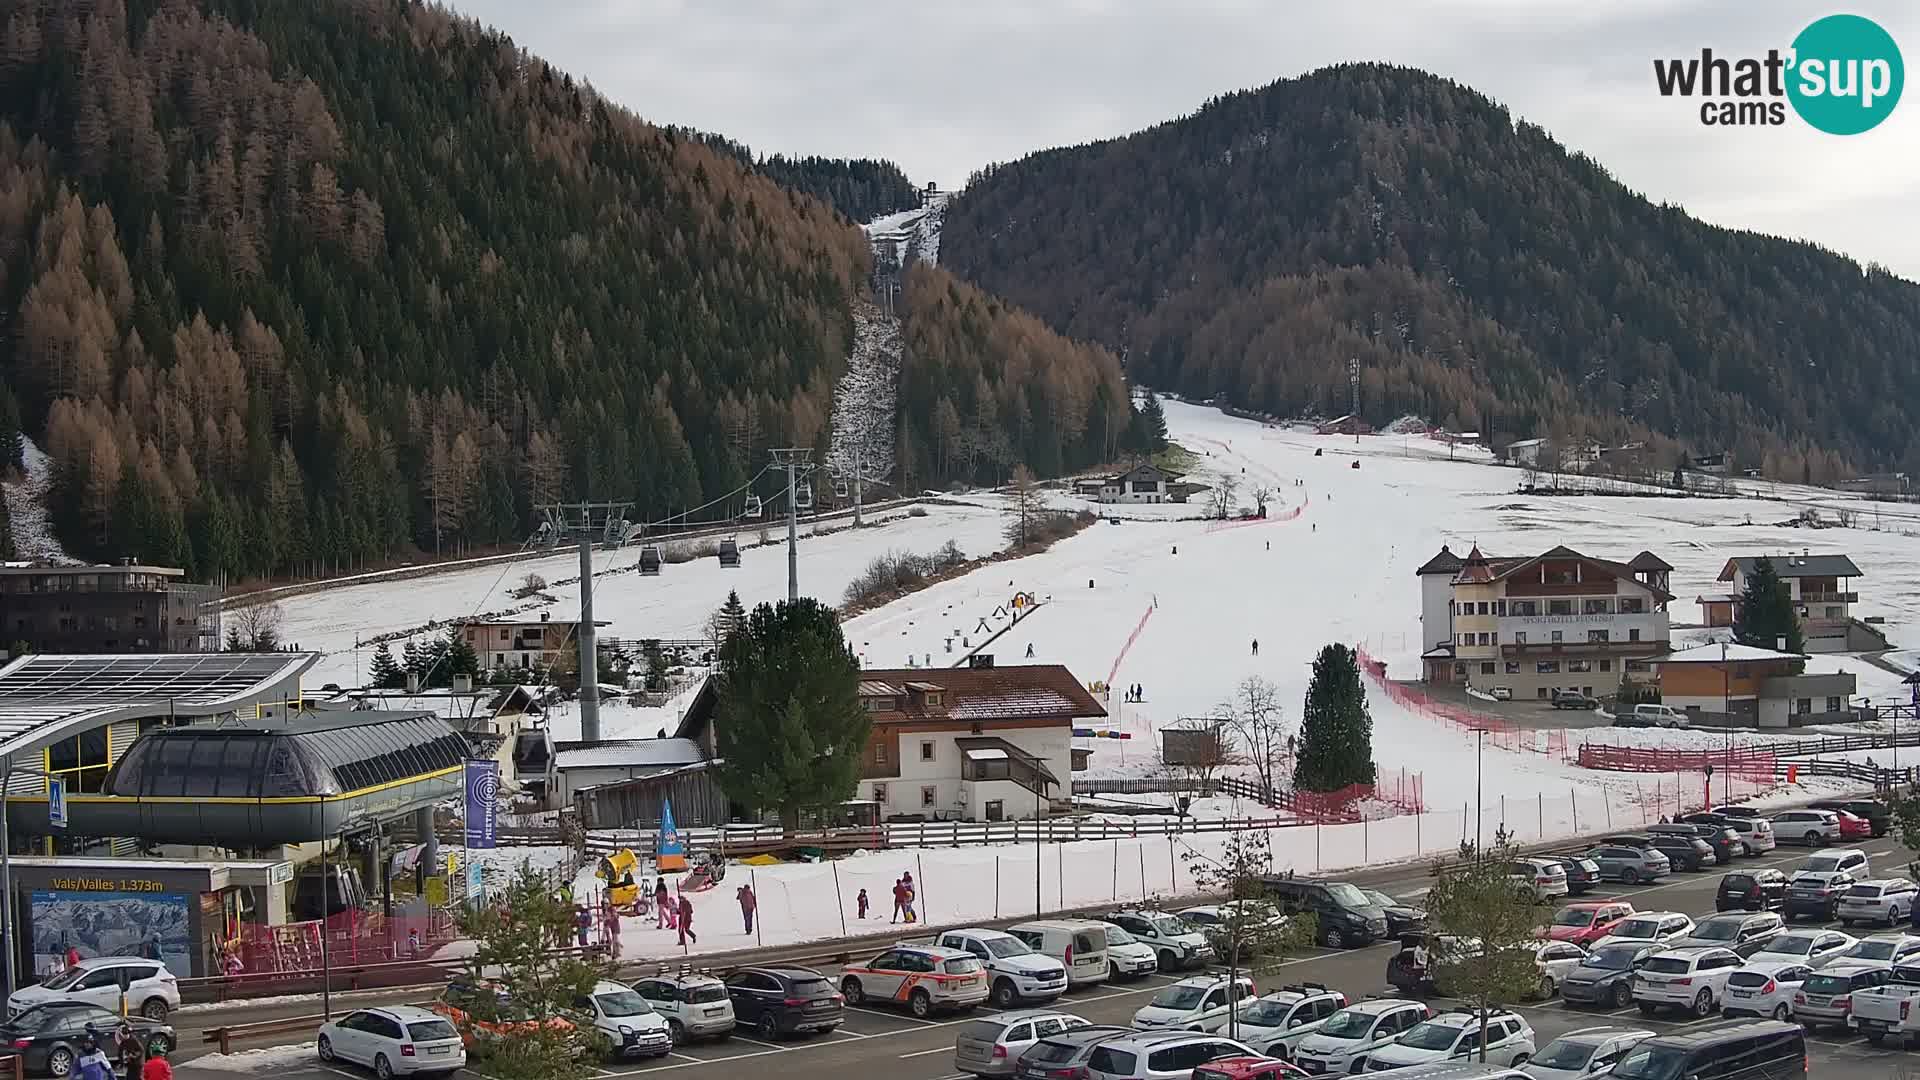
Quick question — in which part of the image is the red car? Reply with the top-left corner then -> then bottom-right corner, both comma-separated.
1834,810 -> 1873,840
1544,900 -> 1636,945
1194,1057 -> 1307,1080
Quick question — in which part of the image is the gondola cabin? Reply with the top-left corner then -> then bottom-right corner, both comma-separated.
743,494 -> 763,518
833,477 -> 849,499
638,544 -> 662,576
794,481 -> 814,510
717,537 -> 741,568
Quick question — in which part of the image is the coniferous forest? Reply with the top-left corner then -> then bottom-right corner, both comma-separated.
942,63 -> 1920,481
0,0 -> 1122,580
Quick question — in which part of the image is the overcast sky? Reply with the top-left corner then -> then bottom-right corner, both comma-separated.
450,1 -> 1920,279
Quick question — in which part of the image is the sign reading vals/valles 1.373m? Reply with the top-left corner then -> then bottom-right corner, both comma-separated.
48,877 -> 170,892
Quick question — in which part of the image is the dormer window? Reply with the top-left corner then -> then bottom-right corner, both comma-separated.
925,693 -> 943,707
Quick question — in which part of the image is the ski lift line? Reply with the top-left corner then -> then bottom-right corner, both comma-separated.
639,463 -> 781,529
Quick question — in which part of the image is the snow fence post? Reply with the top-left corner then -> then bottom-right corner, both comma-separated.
1606,795 -> 1613,830
995,858 -> 1001,918
1570,788 -> 1578,833
1538,793 -> 1544,838
1363,816 -> 1369,863
751,867 -> 763,947
1415,810 -> 1422,855
1500,795 -> 1507,837
917,854 -> 928,923
1315,823 -> 1321,871
831,862 -> 848,937
1137,844 -> 1147,899
1059,843 -> 1066,910
1111,842 -> 1118,901
1168,837 -> 1177,891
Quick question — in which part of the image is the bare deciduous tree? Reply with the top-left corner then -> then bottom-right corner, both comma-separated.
225,599 -> 283,652
1249,483 -> 1274,516
1158,716 -> 1241,791
1004,464 -> 1045,548
1220,675 -> 1289,799
1206,469 -> 1241,519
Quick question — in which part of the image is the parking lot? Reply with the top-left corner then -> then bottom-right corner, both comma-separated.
173,832 -> 1920,1080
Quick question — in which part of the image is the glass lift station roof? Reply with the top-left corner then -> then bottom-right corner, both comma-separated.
66,710 -> 469,845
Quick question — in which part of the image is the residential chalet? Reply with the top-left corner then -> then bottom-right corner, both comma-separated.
1094,463 -> 1184,504
457,612 -> 609,670
1703,553 -> 1883,652
1653,641 -> 1858,728
1418,544 -> 1673,700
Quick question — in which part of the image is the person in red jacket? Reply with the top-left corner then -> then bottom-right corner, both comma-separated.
141,1051 -> 173,1080
677,894 -> 697,947
735,884 -> 756,934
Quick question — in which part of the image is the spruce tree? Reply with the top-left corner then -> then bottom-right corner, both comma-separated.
368,642 -> 404,689
1137,393 -> 1169,453
1295,643 -> 1376,792
441,626 -> 480,686
1734,556 -> 1805,654
713,597 -> 869,828
401,638 -> 425,682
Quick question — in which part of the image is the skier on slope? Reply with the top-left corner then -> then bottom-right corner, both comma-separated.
1251,639 -> 1259,656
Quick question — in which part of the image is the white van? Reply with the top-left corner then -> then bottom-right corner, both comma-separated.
1005,919 -> 1111,988
1633,703 -> 1689,728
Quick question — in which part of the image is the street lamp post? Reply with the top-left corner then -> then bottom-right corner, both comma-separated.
1722,640 -> 1731,806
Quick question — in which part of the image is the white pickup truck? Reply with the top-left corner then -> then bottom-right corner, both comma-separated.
1846,962 -> 1920,1045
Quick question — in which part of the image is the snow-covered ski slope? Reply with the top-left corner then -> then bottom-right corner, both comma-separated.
1,438 -> 78,564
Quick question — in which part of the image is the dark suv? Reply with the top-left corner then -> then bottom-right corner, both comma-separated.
1013,1026 -> 1135,1080
1808,799 -> 1891,838
1551,689 -> 1599,709
1646,833 -> 1716,871
1258,877 -> 1389,948
1718,869 -> 1789,912
1650,822 -> 1741,863
723,965 -> 844,1040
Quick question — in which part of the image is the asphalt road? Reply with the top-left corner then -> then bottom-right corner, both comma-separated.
172,832 -> 1920,1080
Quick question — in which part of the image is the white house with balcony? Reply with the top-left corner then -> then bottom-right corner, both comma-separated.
1706,553 -> 1882,653
1420,544 -> 1673,700
850,663 -> 1105,822
1096,463 -> 1181,504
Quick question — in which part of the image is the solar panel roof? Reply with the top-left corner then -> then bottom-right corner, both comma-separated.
0,652 -> 317,758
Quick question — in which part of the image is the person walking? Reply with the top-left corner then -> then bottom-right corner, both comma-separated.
74,1036 -> 113,1080
654,878 -> 670,928
574,905 -> 591,947
677,894 -> 697,947
901,871 -> 918,924
890,877 -> 906,923
736,883 -> 757,935
856,888 -> 870,920
1251,639 -> 1259,656
1025,642 -> 1035,658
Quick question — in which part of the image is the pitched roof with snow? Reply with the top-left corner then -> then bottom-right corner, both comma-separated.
858,664 -> 1106,725
1628,551 -> 1674,571
1719,555 -> 1863,581
552,736 -> 706,771
1654,642 -> 1807,664
1463,545 -> 1676,601
1416,546 -> 1464,576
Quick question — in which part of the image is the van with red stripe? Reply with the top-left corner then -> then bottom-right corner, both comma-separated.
840,944 -> 990,1019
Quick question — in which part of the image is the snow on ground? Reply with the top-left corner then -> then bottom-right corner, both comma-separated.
1,438 -> 78,564
282,503 -> 1012,687
180,1043 -> 319,1071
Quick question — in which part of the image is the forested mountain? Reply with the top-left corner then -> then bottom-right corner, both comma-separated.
0,0 -> 1121,581
684,131 -> 922,223
942,63 -> 1920,480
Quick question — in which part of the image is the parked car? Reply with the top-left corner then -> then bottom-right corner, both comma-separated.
1837,878 -> 1918,929
1672,911 -> 1785,958
954,1010 -> 1093,1078
1132,974 -> 1256,1031
1837,933 -> 1920,968
1489,687 -> 1514,701
1596,834 -> 1657,850
1807,798 -> 1892,838
1530,941 -> 1591,999
1593,912 -> 1694,951
839,945 -> 988,1019
1011,1026 -> 1134,1080
1097,910 -> 1214,971
1178,903 -> 1292,962
1831,810 -> 1875,841
1258,879 -> 1392,949
1361,1009 -> 1536,1071
1584,845 -> 1670,885
1629,704 -> 1689,728
1608,1020 -> 1805,1080
1194,1056 -> 1310,1080
1070,1029 -> 1259,1080
938,928 -> 1072,1007
4,957 -> 180,1021
1632,946 -> 1742,1018
1803,848 -> 1871,878
1715,815 -> 1777,854
1520,1026 -> 1655,1080
1849,962 -> 1920,1045
1097,924 -> 1162,982
1771,809 -> 1843,847
572,980 -> 673,1058
1290,998 -> 1431,1076
1545,902 -> 1636,946
1551,690 -> 1599,710
1716,869 -> 1789,912
319,1005 -> 465,1078
1784,871 -> 1856,921
1508,858 -> 1571,902
1721,960 -> 1813,1022
1747,929 -> 1857,970
1362,889 -> 1428,938
1645,834 -> 1716,872
1794,961 -> 1893,1033
1007,919 -> 1114,987
1197,985 -> 1350,1060
1560,943 -> 1662,1010
1648,822 -> 1741,864
1712,805 -> 1766,819
1540,856 -> 1603,896
720,966 -> 843,1041
632,971 -> 737,1041
0,1002 -> 175,1079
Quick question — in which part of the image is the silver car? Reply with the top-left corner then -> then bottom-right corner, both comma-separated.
1795,961 -> 1893,1032
1585,845 -> 1669,885
955,1010 -> 1094,1077
1522,1026 -> 1655,1080
1837,879 -> 1918,929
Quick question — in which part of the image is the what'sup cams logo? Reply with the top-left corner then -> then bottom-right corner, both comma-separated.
1654,14 -> 1903,133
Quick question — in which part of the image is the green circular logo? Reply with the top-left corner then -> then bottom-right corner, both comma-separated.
1787,14 -> 1904,134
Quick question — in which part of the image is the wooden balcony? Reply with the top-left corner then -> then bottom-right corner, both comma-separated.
1500,639 -> 1668,657
1799,591 -> 1858,605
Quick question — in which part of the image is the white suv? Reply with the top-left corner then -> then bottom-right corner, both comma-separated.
1632,946 -> 1742,1017
1509,858 -> 1570,903
1132,974 -> 1255,1030
1099,910 -> 1215,971
318,1005 -> 466,1077
1290,998 -> 1430,1075
1838,879 -> 1917,928
6,957 -> 180,1021
1771,810 -> 1843,847
1363,1009 -> 1535,1071
938,928 -> 1070,1008
631,971 -> 737,1042
1083,1031 -> 1258,1080
1197,983 -> 1348,1060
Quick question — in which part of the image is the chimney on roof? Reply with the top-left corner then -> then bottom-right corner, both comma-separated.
540,612 -> 550,622
122,556 -> 135,566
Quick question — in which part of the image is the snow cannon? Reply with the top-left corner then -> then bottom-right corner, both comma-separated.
596,848 -> 644,913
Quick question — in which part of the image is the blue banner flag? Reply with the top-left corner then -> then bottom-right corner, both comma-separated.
464,760 -> 499,849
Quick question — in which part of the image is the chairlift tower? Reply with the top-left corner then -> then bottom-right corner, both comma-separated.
535,500 -> 631,742
770,449 -> 817,602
